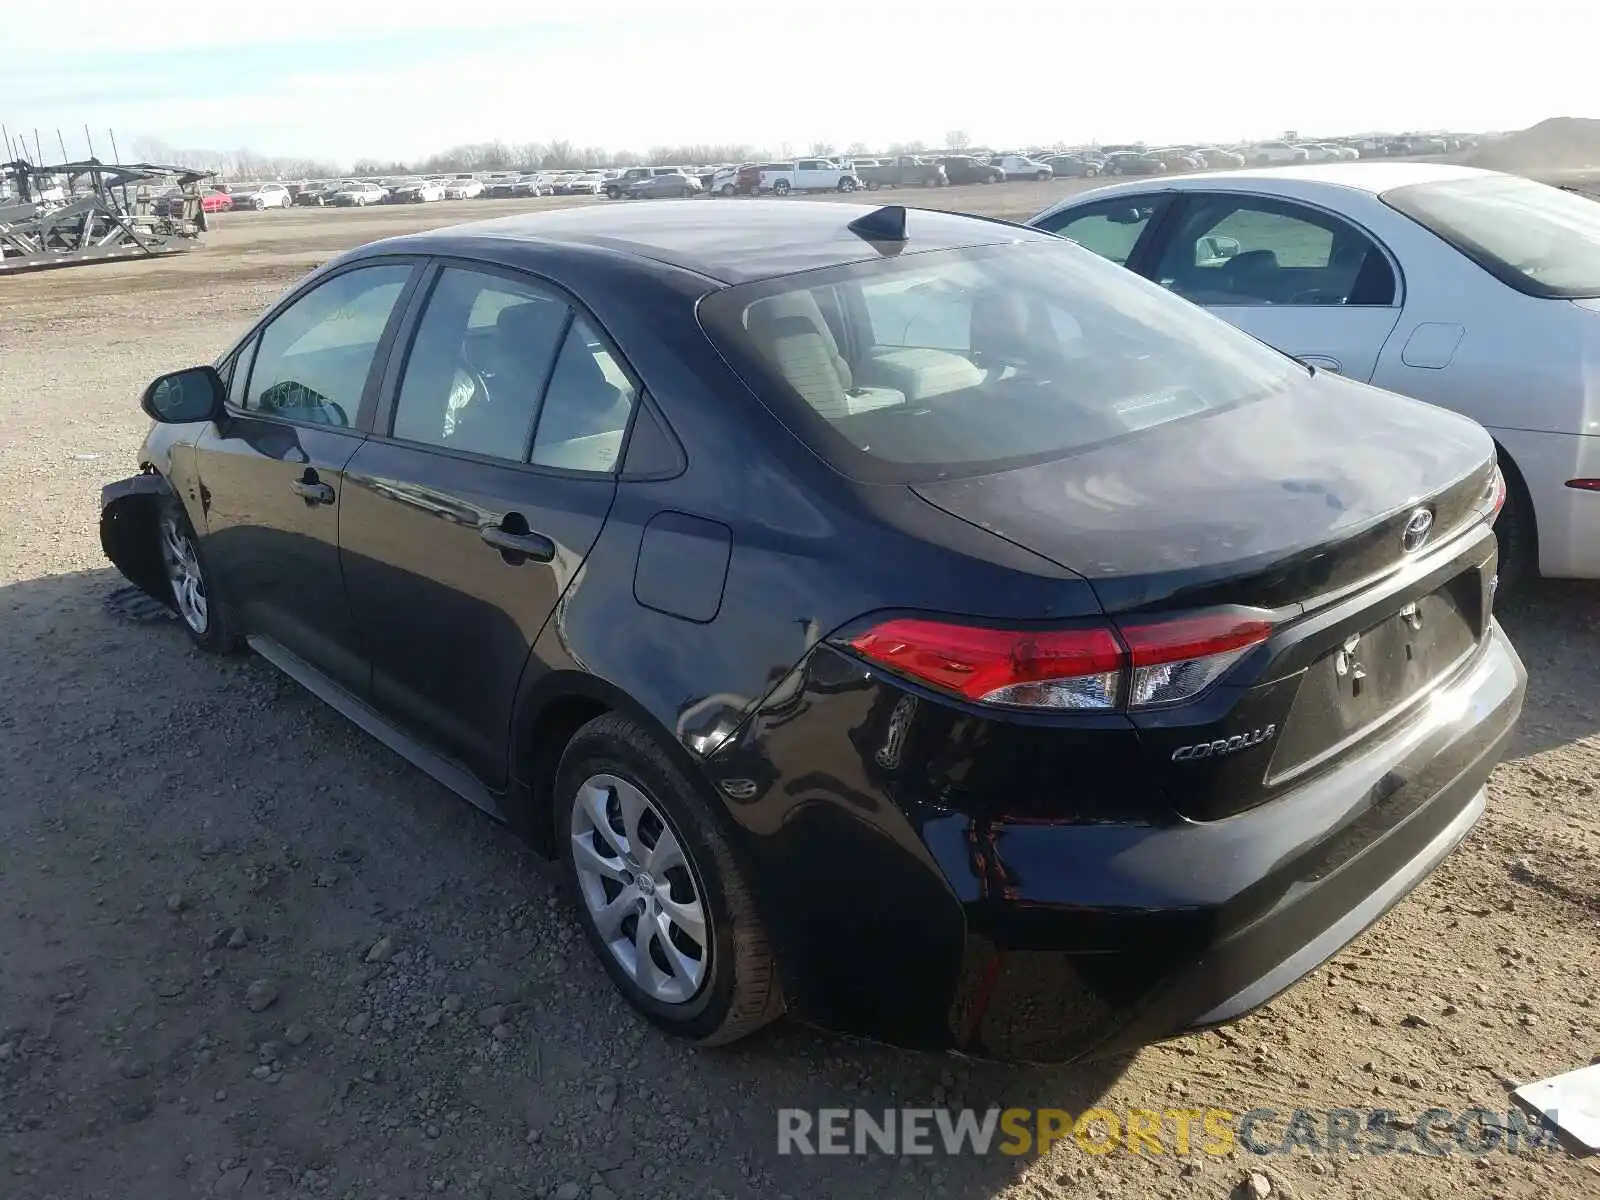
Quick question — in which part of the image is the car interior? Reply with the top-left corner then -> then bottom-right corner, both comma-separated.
739,275 -> 1218,465
391,281 -> 632,469
1156,207 -> 1397,307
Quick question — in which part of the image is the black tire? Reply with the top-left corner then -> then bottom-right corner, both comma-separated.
1035,170 -> 1051,182
865,180 -> 880,191
719,183 -> 734,196
156,493 -> 241,655
1493,457 -> 1538,598
556,713 -> 784,1045
772,180 -> 791,196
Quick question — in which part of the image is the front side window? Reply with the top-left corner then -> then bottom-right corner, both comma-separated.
1152,195 -> 1396,307
390,267 -> 569,461
244,264 -> 412,426
1036,198 -> 1167,266
1382,173 -> 1600,298
698,239 -> 1304,483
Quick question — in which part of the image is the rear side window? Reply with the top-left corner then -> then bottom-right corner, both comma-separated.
1382,174 -> 1600,298
697,240 -> 1303,484
390,267 -> 569,460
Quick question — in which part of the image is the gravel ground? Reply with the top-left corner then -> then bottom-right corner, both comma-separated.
1,189 -> 1597,1200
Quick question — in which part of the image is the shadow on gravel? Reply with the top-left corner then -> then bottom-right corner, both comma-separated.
1492,575 -> 1600,760
2,564 -> 1136,1200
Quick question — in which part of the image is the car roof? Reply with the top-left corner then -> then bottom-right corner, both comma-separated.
1105,161 -> 1496,195
371,199 -> 1046,285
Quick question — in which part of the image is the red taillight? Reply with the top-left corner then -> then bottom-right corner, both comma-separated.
849,620 -> 1123,709
846,612 -> 1272,712
1565,478 -> 1600,492
1118,614 -> 1273,708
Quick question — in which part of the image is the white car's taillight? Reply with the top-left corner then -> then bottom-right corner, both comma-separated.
846,611 -> 1272,712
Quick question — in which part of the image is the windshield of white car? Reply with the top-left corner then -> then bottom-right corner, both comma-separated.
697,239 -> 1305,484
1383,174 -> 1600,299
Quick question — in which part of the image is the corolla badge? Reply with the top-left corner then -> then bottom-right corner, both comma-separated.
1401,507 -> 1435,553
1171,725 -> 1277,762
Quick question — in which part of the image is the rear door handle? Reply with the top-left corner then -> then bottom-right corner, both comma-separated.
290,473 -> 335,505
480,524 -> 556,564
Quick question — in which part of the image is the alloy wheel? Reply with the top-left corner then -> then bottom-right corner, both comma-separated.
570,773 -> 710,1005
159,511 -> 209,634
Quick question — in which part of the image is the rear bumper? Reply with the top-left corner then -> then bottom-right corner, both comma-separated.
713,622 -> 1524,1063
960,624 -> 1523,1062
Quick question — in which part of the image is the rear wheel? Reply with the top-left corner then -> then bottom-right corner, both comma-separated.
157,495 -> 240,654
865,180 -> 881,191
772,179 -> 791,196
557,714 -> 783,1044
1035,169 -> 1051,181
837,178 -> 856,192
719,183 -> 734,196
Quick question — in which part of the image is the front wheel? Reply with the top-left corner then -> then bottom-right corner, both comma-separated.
1035,170 -> 1051,181
864,180 -> 881,191
719,183 -> 734,196
837,178 -> 856,192
558,714 -> 784,1045
157,495 -> 240,654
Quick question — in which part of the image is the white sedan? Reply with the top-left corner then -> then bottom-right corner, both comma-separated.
443,178 -> 483,200
1028,162 -> 1600,584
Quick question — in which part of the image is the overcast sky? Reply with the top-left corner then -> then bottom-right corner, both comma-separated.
3,0 -> 1595,164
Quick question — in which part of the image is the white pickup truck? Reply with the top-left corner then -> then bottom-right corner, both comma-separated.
758,159 -> 862,195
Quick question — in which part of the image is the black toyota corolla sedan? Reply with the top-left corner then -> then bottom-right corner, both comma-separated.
100,200 -> 1525,1063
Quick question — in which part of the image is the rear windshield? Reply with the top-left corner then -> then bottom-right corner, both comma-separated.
1381,174 -> 1600,299
697,240 -> 1303,483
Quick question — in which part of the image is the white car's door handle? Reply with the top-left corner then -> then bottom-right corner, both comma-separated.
1298,355 -> 1344,374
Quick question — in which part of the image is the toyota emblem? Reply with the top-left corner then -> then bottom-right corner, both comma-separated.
1401,508 -> 1434,553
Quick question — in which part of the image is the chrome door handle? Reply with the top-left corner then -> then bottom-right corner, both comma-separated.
290,478 -> 335,505
480,525 -> 555,564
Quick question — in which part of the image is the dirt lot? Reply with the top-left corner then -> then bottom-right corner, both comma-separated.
1,186 -> 1597,1200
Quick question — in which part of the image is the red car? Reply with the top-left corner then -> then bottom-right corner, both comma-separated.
164,190 -> 233,217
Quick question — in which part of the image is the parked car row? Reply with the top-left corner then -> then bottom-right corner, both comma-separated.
199,128 -> 1482,218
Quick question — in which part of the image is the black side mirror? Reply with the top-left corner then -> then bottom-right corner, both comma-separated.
141,365 -> 225,424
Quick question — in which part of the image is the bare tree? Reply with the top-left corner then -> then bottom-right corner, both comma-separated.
846,141 -> 870,157
808,141 -> 834,157
946,130 -> 971,150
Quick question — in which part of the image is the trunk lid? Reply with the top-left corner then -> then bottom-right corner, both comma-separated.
913,373 -> 1501,821
911,372 -> 1495,616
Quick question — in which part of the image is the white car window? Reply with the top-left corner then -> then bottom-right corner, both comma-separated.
1383,174 -> 1600,299
1037,199 -> 1168,266
1152,195 -> 1396,308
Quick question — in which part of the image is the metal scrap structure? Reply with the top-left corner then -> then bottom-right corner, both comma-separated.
0,159 -> 214,275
